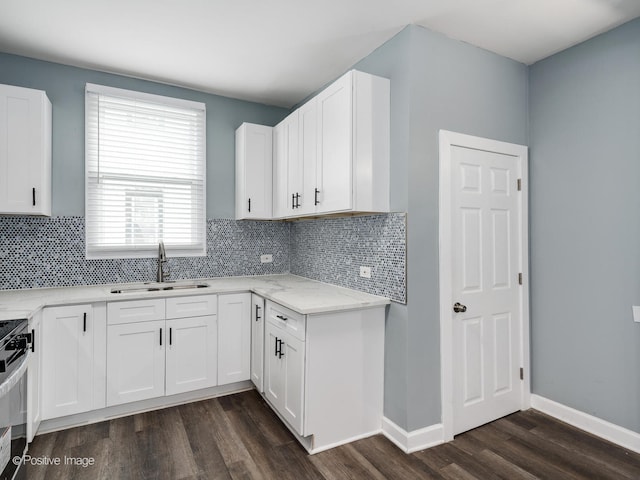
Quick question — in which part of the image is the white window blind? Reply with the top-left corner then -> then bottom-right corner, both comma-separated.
85,84 -> 206,259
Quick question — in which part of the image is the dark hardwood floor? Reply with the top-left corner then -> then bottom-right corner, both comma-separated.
26,390 -> 640,479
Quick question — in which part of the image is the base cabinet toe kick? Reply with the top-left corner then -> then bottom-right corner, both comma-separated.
34,288 -> 386,454
253,298 -> 385,454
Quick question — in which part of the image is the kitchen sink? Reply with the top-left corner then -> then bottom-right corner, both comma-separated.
110,283 -> 209,294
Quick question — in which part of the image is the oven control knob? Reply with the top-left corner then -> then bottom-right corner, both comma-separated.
5,338 -> 27,351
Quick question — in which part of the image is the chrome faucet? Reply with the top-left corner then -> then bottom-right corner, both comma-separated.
157,241 -> 169,282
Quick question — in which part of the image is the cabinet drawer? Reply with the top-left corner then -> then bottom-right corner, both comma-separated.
266,300 -> 305,341
107,299 -> 165,325
166,294 -> 217,319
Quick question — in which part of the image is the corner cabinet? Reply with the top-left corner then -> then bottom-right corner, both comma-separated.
238,70 -> 390,220
218,293 -> 251,385
0,84 -> 52,215
259,300 -> 385,453
273,111 -> 300,218
41,303 -> 107,420
235,123 -> 273,220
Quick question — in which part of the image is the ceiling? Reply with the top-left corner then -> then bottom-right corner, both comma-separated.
0,0 -> 639,108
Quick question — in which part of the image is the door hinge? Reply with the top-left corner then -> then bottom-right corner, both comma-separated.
517,178 -> 522,191
520,367 -> 524,380
518,273 -> 523,285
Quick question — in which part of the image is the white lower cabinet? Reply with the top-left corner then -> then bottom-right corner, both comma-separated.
41,303 -> 106,420
165,315 -> 217,396
218,293 -> 251,385
106,319 -> 166,406
27,310 -> 42,443
264,321 -> 305,435
260,299 -> 385,453
250,293 -> 265,392
106,295 -> 218,407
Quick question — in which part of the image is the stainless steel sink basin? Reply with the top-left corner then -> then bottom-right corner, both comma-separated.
110,283 -> 209,294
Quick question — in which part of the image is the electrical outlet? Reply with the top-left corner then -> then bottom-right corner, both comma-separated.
359,266 -> 371,278
260,254 -> 273,263
633,306 -> 640,323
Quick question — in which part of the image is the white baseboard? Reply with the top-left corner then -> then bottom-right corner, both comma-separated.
531,394 -> 640,454
382,417 -> 444,453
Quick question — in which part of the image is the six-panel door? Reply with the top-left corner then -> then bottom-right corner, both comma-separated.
451,144 -> 523,435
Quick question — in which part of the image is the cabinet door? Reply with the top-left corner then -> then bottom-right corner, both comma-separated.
264,323 -> 306,436
316,72 -> 353,213
235,123 -> 273,219
27,311 -> 42,442
250,294 -> 265,392
281,333 -> 305,436
0,84 -> 51,215
42,305 -> 94,419
298,99 -> 318,216
273,111 -> 299,217
106,320 -> 165,406
166,315 -> 217,396
264,322 -> 284,408
217,293 -> 251,385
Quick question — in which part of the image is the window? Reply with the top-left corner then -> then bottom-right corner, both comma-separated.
85,84 -> 206,259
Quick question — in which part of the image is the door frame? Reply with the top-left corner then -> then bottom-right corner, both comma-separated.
438,130 -> 531,441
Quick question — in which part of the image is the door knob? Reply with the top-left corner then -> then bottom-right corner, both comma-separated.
453,302 -> 467,313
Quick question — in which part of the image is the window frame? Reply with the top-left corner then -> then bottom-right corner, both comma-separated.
84,83 -> 207,259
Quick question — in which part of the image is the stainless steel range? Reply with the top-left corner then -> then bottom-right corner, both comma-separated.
0,319 -> 30,480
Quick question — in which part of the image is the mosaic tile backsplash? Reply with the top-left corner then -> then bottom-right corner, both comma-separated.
0,213 -> 406,303
0,217 -> 289,289
290,213 -> 406,303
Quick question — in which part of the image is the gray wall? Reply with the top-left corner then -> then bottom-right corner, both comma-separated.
355,25 -> 529,430
529,18 -> 640,432
0,53 -> 287,218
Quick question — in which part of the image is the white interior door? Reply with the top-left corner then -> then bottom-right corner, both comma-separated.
439,130 -> 529,439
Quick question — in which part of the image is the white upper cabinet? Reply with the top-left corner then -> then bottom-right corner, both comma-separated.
235,123 -> 273,220
297,100 -> 319,216
0,84 -> 52,216
237,70 -> 390,220
278,70 -> 390,218
273,110 -> 299,218
314,73 -> 353,214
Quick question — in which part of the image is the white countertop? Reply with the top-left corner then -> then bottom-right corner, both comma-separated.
0,274 -> 390,321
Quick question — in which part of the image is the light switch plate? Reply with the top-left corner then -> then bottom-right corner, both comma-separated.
260,254 -> 273,263
359,266 -> 371,278
633,306 -> 640,323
